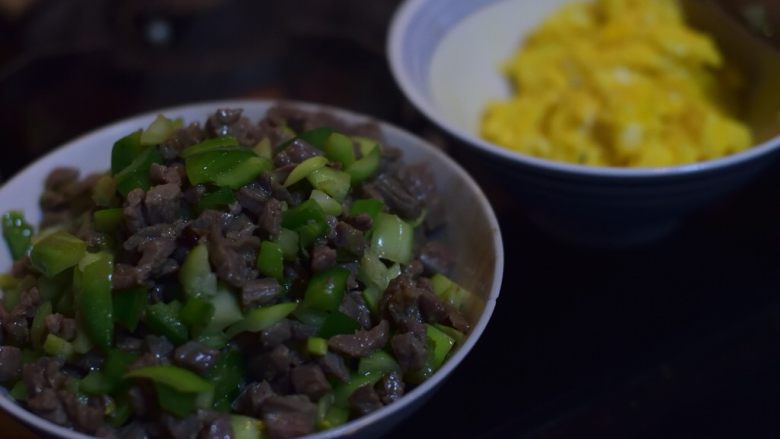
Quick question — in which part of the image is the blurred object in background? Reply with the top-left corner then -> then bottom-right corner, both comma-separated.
716,0 -> 779,48
0,0 -> 402,180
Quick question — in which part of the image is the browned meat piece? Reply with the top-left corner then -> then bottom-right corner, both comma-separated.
364,173 -> 422,220
391,332 -> 427,372
258,320 -> 292,350
44,168 -> 79,191
208,225 -> 257,288
123,188 -> 147,234
236,182 -> 272,216
273,139 -> 322,168
173,341 -> 221,375
419,241 -> 454,276
349,384 -> 383,416
27,388 -> 68,425
290,364 -> 331,401
261,395 -> 317,439
149,163 -> 185,186
60,391 -> 106,434
310,244 -> 337,273
241,278 -> 282,310
343,213 -> 373,231
144,184 -> 181,225
0,345 -> 22,382
198,414 -> 232,439
331,221 -> 366,256
317,352 -> 350,383
259,198 -> 283,238
233,381 -> 275,417
381,276 -> 424,335
399,163 -> 446,230
162,413 -> 204,439
207,108 -> 263,146
328,320 -> 389,358
376,371 -> 405,405
339,291 -> 372,329
44,313 -> 77,341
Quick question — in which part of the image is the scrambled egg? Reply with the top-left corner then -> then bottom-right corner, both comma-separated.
481,0 -> 753,167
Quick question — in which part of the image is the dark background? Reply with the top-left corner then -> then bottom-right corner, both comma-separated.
1,0 -> 780,438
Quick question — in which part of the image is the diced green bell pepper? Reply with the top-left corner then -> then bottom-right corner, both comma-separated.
111,129 -> 143,175
92,174 -> 118,207
306,337 -> 328,356
284,156 -> 328,187
74,252 -> 114,351
358,249 -> 401,292
145,302 -> 188,345
114,146 -> 163,196
276,228 -> 299,261
358,350 -> 401,377
302,267 -> 350,313
207,348 -> 244,412
30,301 -> 52,349
93,208 -> 123,234
126,364 -> 213,393
113,287 -> 147,332
346,138 -> 381,183
225,302 -> 298,339
349,199 -> 384,223
180,136 -> 239,158
426,324 -> 455,370
30,231 -> 86,277
430,274 -> 474,312
333,371 -> 383,407
179,243 -> 218,298
371,213 -> 413,264
203,285 -> 243,333
140,115 -> 183,146
257,241 -> 284,282
317,311 -> 360,339
43,334 -> 74,360
323,132 -> 355,167
306,167 -> 351,202
179,297 -> 215,335
197,187 -> 236,212
231,415 -> 265,439
2,211 -> 33,261
309,190 -> 342,216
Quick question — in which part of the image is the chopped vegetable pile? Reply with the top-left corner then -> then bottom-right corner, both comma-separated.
0,106 -> 477,439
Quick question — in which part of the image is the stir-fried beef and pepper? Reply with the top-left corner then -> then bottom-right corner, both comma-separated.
0,107 -> 477,439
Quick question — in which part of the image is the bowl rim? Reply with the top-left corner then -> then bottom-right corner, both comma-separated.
387,0 -> 780,179
0,99 -> 504,439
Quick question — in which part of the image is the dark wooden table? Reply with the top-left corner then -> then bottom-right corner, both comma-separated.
2,1 -> 780,437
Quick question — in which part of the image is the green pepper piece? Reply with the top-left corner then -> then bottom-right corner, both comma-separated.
203,286 -> 243,333
113,287 -> 147,332
346,139 -> 381,183
430,274 -> 474,312
2,211 -> 33,261
9,381 -> 27,401
80,371 -> 111,395
114,146 -> 163,196
74,252 -> 114,351
306,167 -> 351,202
30,231 -> 86,277
309,190 -> 342,216
306,337 -> 328,356
92,174 -> 119,207
197,187 -> 237,212
358,249 -> 401,292
333,371 -> 383,407
358,350 -> 401,377
275,228 -> 299,261
43,334 -> 75,360
323,132 -> 355,167
302,267 -> 350,313
30,301 -> 52,349
426,324 -> 455,370
295,222 -> 327,249
231,415 -> 264,439
317,311 -> 360,338
196,333 -> 228,349
145,302 -> 189,345
253,137 -> 273,160
320,406 -> 349,430
349,199 -> 384,223
154,382 -> 199,417
180,136 -> 239,158
111,129 -> 143,175
127,364 -> 213,392
257,241 -> 284,282
433,323 -> 465,346
277,127 -> 334,152
284,156 -> 328,187
361,286 -> 381,316
212,156 -> 272,189
179,297 -> 215,335
207,348 -> 244,412
225,302 -> 298,339
180,243 -> 218,298
108,397 -> 132,427
370,213 -> 413,264
140,114 -> 183,146
281,199 -> 327,230
103,349 -> 139,393
93,208 -> 123,234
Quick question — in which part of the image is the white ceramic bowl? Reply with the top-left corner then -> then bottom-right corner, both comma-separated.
388,0 -> 780,245
0,100 -> 504,438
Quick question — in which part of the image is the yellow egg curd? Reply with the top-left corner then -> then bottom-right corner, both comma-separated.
480,0 -> 753,167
